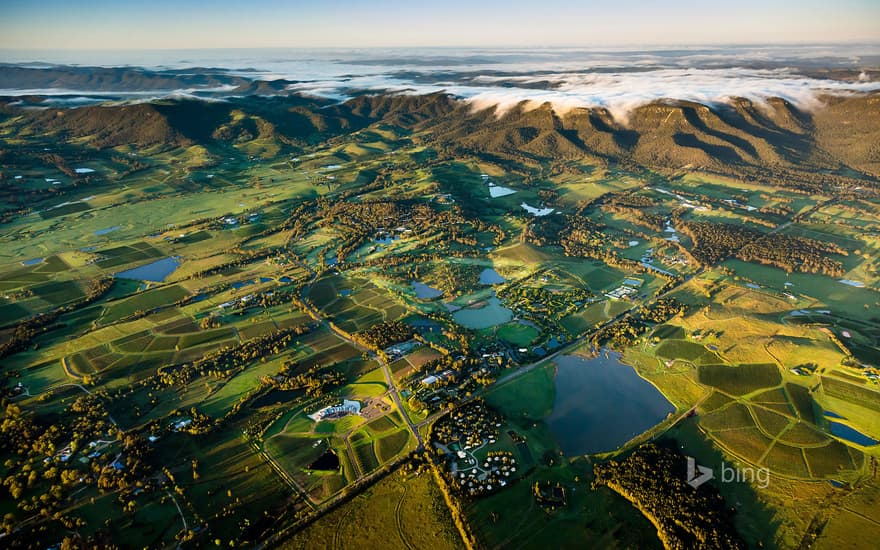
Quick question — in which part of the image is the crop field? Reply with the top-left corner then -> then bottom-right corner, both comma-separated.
698,363 -> 782,396
308,274 -> 409,333
284,469 -> 464,550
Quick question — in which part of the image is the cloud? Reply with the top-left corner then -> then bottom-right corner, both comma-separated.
279,66 -> 880,122
4,46 -> 880,119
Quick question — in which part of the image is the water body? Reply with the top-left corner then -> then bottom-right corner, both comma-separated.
309,450 -> 340,471
521,202 -> 554,216
115,256 -> 180,282
95,225 -> 122,236
827,420 -> 878,446
839,279 -> 866,288
546,352 -> 674,455
488,184 -> 517,198
375,235 -> 398,245
22,257 -> 44,266
406,316 -> 442,333
412,281 -> 443,299
479,268 -> 505,285
452,296 -> 512,329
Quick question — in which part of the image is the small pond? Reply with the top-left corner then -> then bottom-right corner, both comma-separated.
479,268 -> 505,285
412,281 -> 443,299
452,296 -> 512,329
827,420 -> 878,446
309,450 -> 340,471
95,226 -> 122,236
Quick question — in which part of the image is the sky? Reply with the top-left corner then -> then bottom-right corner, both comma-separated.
1,0 -> 879,50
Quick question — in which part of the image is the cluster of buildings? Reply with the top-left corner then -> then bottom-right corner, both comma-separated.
453,451 -> 518,497
421,369 -> 456,386
605,277 -> 643,300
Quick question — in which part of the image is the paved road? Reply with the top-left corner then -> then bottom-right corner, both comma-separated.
293,259 -> 424,449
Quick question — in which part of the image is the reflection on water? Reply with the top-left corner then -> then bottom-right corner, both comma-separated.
546,351 -> 674,455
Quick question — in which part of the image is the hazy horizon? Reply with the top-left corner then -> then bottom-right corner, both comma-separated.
2,0 -> 879,50
2,44 -> 879,121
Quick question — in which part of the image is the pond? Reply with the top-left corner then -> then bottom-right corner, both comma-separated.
546,352 -> 674,455
412,281 -> 443,299
375,235 -> 398,246
309,449 -> 340,471
488,184 -> 517,198
22,257 -> 44,266
827,420 -> 878,446
406,316 -> 442,333
452,296 -> 513,329
115,256 -> 181,282
479,268 -> 505,285
521,202 -> 554,216
95,226 -> 122,236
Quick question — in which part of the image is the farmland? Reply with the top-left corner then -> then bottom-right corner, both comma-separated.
1,86 -> 879,550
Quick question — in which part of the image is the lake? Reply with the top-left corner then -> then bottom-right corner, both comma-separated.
546,352 -> 674,455
115,256 -> 181,282
479,268 -> 505,285
452,295 -> 512,329
412,281 -> 443,299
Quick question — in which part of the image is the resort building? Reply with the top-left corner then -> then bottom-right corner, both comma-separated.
308,399 -> 361,421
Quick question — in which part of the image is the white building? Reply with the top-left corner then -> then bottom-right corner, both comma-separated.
308,399 -> 361,421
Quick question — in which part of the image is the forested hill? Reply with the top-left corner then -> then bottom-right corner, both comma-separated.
2,90 -> 879,182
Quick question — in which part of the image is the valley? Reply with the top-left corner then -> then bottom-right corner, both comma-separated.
1,86 -> 879,549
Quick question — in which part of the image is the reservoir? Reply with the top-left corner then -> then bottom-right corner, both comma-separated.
479,268 -> 505,285
827,420 -> 878,446
546,352 -> 674,455
115,256 -> 181,282
412,281 -> 443,299
452,295 -> 512,329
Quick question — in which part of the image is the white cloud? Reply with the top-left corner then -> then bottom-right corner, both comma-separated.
5,47 -> 879,119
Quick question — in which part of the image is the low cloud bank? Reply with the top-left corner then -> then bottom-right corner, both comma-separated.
3,47 -> 879,119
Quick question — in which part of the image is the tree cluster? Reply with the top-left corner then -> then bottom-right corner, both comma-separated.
593,444 -> 746,550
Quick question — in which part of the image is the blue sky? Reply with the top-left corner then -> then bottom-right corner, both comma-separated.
2,0 -> 879,49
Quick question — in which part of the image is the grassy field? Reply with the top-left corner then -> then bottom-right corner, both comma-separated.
282,469 -> 464,550
486,364 -> 556,420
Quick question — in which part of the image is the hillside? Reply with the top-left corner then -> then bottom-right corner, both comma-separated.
5,91 -> 880,179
